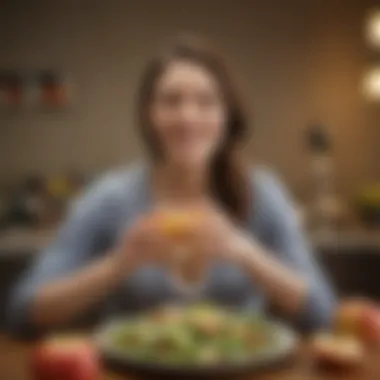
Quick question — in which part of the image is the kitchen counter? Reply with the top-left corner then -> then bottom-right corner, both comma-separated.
0,226 -> 380,258
0,228 -> 54,258
311,228 -> 380,252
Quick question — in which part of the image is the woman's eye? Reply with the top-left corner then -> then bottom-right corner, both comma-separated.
157,93 -> 181,108
155,91 -> 221,111
196,94 -> 220,108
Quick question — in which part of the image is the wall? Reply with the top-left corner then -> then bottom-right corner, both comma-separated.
0,0 -> 378,198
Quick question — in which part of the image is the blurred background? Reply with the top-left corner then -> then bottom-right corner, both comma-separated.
0,0 -> 380,328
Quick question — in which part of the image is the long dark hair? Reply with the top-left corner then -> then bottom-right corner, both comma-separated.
136,35 -> 251,223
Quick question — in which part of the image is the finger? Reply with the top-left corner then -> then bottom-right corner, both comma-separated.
147,233 -> 172,263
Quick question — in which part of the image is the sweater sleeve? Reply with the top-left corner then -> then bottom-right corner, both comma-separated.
253,170 -> 336,332
5,174 -> 118,337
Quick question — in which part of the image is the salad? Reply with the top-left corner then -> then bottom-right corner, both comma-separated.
109,304 -> 275,365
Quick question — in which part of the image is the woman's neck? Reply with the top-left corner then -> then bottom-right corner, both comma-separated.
153,162 -> 209,202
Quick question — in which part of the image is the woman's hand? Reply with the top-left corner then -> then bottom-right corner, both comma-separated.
164,206 -> 255,288
112,216 -> 171,274
110,207 -> 255,286
189,208 -> 309,317
188,206 -> 253,264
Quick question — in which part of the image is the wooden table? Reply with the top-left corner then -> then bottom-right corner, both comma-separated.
1,334 -> 379,380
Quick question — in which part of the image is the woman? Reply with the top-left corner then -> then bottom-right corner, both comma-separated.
7,36 -> 335,337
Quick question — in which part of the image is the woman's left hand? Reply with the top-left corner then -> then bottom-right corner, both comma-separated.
164,205 -> 257,287
189,206 -> 309,317
187,206 -> 254,264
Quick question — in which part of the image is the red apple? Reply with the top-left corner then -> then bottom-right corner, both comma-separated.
335,299 -> 370,336
335,299 -> 380,346
30,335 -> 101,380
360,306 -> 380,346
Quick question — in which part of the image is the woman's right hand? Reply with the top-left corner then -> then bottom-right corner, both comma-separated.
112,216 -> 171,274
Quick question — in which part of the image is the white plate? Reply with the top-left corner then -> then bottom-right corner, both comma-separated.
95,316 -> 298,378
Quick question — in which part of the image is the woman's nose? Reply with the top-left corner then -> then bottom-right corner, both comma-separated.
177,101 -> 200,124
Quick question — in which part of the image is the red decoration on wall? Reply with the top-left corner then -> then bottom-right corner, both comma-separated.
0,70 -> 72,110
39,71 -> 68,107
0,71 -> 23,107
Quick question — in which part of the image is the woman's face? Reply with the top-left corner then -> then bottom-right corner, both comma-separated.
149,60 -> 227,168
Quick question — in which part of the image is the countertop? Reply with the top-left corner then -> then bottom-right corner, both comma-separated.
311,228 -> 380,251
0,226 -> 380,258
0,228 -> 54,257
